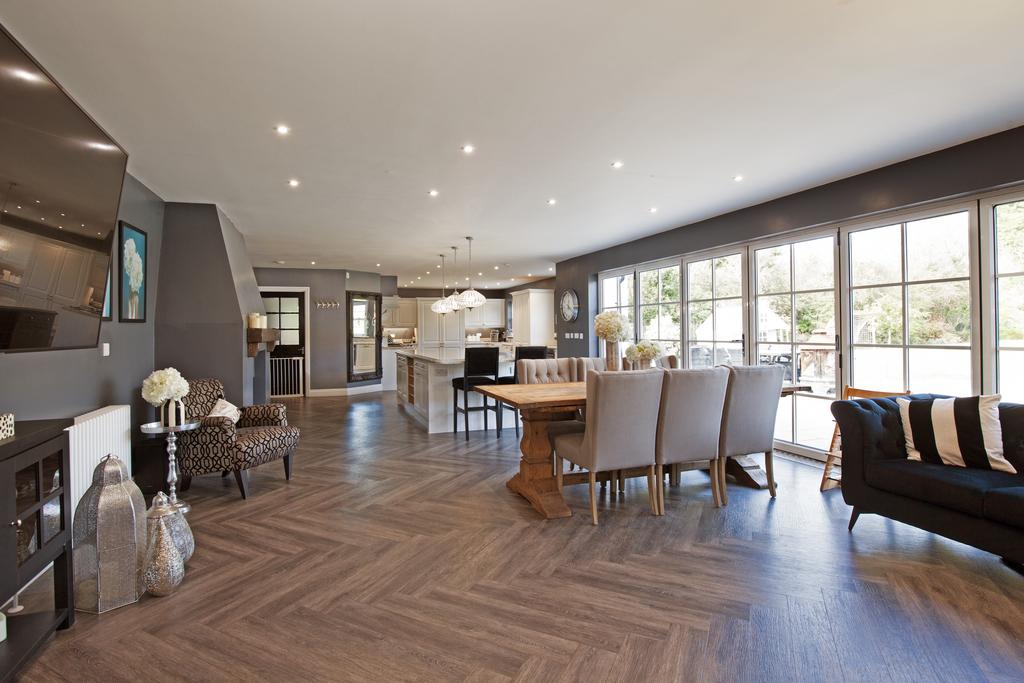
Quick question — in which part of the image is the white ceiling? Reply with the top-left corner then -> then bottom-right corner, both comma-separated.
3,0 -> 1024,288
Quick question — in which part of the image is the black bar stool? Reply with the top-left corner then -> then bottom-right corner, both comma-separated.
453,346 -> 501,440
496,345 -> 548,437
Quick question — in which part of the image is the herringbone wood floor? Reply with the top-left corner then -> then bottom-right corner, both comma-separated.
19,393 -> 1024,682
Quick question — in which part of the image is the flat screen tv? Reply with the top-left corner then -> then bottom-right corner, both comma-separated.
0,23 -> 127,352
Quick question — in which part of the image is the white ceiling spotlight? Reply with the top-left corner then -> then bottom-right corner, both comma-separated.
288,179 -> 300,187
376,263 -> 381,267
546,198 -> 557,206
310,260 -> 316,265
461,143 -> 475,155
611,160 -> 624,169
86,141 -> 119,152
649,207 -> 658,213
274,124 -> 290,135
733,174 -> 744,182
428,189 -> 439,197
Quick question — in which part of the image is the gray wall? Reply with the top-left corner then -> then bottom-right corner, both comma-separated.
254,267 -> 382,389
0,173 -> 165,435
156,203 -> 268,406
555,124 -> 1024,357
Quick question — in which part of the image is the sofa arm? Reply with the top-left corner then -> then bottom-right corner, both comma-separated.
831,399 -> 907,504
238,403 -> 288,428
177,416 -> 237,475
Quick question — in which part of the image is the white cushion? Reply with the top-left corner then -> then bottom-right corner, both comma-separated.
897,395 -> 1016,474
208,398 -> 241,424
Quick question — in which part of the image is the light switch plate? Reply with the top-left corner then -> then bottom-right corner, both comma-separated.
102,342 -> 110,357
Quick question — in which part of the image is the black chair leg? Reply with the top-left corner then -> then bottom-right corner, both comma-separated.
234,469 -> 250,499
848,507 -> 861,531
453,387 -> 458,433
483,395 -> 489,431
496,402 -> 502,439
463,387 -> 470,441
283,453 -> 292,481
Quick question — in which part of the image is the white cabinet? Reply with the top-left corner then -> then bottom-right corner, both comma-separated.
383,297 -> 418,327
382,348 -> 398,391
417,298 -> 465,357
464,298 -> 506,328
413,361 -> 429,413
511,289 -> 555,347
20,240 -> 98,311
396,354 -> 408,398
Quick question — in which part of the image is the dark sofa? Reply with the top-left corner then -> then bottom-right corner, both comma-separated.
831,393 -> 1024,565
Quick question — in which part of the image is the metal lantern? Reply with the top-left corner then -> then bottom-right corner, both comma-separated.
72,455 -> 147,613
143,498 -> 185,597
147,492 -> 194,564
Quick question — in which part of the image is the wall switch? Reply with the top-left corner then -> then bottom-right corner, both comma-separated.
102,342 -> 110,357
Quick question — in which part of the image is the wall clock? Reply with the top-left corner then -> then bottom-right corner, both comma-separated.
560,289 -> 579,322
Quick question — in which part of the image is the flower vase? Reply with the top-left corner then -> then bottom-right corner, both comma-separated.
605,341 -> 621,371
128,291 -> 139,318
160,399 -> 186,428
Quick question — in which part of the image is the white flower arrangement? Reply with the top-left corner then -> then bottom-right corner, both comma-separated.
625,339 -> 662,364
123,239 -> 144,293
142,368 -> 190,406
594,310 -> 629,342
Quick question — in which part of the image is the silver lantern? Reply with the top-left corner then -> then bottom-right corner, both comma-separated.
72,455 -> 147,613
143,501 -> 185,597
146,492 -> 194,564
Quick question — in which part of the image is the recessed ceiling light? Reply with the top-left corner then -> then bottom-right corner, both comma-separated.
59,212 -> 65,217
510,278 -> 516,282
478,272 -> 482,276
493,265 -> 499,270
16,205 -> 21,209
96,232 -> 101,236
376,263 -> 381,267
611,160 -> 624,169
85,141 -> 119,152
649,207 -> 658,213
417,276 -> 421,280
40,217 -> 45,221
461,143 -> 475,154
546,198 -> 557,206
464,277 -> 469,281
274,124 -> 290,135
288,179 -> 300,187
733,174 -> 744,182
527,273 -> 532,277
58,226 -> 63,229
80,223 -> 85,227
548,267 -> 554,272
10,68 -> 43,83
274,260 -> 286,264
34,200 -> 40,204
428,189 -> 439,197
310,260 -> 316,265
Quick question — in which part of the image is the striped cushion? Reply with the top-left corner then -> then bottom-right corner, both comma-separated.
897,395 -> 1017,474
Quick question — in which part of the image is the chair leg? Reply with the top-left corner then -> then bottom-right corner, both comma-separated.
463,388 -> 470,441
820,450 -> 840,492
646,465 -> 658,516
483,395 -> 489,432
765,450 -> 777,498
556,455 -> 563,491
848,507 -> 861,531
496,401 -> 502,439
655,464 -> 664,515
179,475 -> 192,492
221,470 -> 230,478
453,387 -> 458,433
588,471 -> 598,525
283,453 -> 292,481
719,456 -> 729,506
233,469 -> 250,500
710,458 -> 722,508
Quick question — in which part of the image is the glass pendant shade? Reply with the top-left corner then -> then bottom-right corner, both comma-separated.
446,292 -> 463,311
457,288 -> 486,308
430,297 -> 453,314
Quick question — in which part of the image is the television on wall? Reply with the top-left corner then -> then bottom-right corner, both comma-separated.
0,23 -> 127,352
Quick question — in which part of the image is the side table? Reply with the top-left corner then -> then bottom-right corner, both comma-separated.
140,421 -> 199,514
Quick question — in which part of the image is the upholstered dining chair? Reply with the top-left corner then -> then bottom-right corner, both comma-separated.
655,367 -> 730,511
718,364 -> 785,505
177,378 -> 300,499
496,345 -> 548,436
516,358 -> 578,384
552,370 -> 664,524
655,355 -> 679,369
575,357 -> 606,379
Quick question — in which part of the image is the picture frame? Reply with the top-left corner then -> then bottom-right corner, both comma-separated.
118,221 -> 147,323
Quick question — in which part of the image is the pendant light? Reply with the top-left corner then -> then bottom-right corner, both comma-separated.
430,254 -> 453,314
457,236 -> 486,309
446,246 -> 463,311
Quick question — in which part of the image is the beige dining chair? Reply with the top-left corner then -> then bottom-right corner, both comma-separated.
655,367 -> 730,511
718,364 -> 785,505
575,357 -> 606,379
552,370 -> 664,524
517,358 -> 578,384
655,355 -> 679,369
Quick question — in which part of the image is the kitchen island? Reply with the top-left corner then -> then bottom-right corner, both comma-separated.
396,349 -> 515,433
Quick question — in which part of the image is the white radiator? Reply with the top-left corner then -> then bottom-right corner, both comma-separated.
271,356 -> 305,397
67,404 -> 132,525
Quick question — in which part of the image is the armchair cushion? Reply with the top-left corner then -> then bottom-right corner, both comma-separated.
178,416 -> 238,474
234,425 -> 301,470
238,403 -> 289,428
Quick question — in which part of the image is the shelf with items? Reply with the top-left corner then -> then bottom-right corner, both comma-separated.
246,327 -> 280,357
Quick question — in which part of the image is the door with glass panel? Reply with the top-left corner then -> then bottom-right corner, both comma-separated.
684,252 -> 745,368
843,207 -> 977,397
753,235 -> 838,452
639,262 -> 681,358
599,269 -> 636,353
983,194 -> 1024,402
261,291 -> 306,397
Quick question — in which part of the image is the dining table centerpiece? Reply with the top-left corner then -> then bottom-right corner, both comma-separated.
142,367 -> 191,427
625,339 -> 662,369
594,310 -> 629,371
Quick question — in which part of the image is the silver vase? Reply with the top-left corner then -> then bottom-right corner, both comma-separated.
143,515 -> 184,597
147,492 -> 194,563
72,455 -> 147,613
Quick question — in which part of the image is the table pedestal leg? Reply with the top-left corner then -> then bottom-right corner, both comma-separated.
725,455 -> 771,489
506,410 -> 573,519
166,432 -> 191,514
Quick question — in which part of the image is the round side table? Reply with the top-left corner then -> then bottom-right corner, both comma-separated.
140,421 -> 200,514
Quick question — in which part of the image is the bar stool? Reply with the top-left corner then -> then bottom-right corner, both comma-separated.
453,346 -> 501,440
496,345 -> 548,437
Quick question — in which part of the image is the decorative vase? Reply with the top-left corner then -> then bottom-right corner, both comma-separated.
72,455 -> 147,613
143,508 -> 185,597
147,492 -> 194,564
605,340 -> 621,371
160,398 -> 187,427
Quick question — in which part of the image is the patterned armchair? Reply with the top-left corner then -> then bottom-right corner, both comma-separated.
177,378 -> 300,499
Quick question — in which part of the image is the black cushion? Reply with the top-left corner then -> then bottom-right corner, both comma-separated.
452,376 -> 496,389
866,459 -> 1021,517
984,487 -> 1024,529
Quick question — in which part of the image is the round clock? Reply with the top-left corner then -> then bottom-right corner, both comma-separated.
560,289 -> 579,322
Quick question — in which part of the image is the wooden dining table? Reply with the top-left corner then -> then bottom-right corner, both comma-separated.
475,381 -> 811,519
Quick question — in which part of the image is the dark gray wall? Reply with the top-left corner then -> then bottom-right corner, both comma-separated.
254,267 -> 382,389
555,125 -> 1024,357
156,203 -> 268,406
0,173 -> 164,434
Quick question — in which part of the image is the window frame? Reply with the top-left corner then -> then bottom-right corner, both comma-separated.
681,245 -> 749,369
980,187 -> 1024,397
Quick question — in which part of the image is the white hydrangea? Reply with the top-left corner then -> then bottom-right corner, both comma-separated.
142,367 -> 189,406
594,310 -> 629,342
625,339 -> 663,364
123,239 -> 144,293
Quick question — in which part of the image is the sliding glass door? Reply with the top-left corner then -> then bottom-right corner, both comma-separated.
639,261 -> 681,358
684,251 -> 745,369
982,192 -> 1024,401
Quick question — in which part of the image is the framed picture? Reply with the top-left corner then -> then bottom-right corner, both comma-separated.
118,221 -> 147,322
102,266 -> 112,321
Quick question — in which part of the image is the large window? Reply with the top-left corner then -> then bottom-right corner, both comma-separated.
754,235 -> 837,449
685,253 -> 744,368
990,197 -> 1024,401
845,209 -> 975,396
639,263 -> 681,357
600,270 -> 635,345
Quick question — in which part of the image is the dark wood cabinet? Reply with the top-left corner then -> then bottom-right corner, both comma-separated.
0,419 -> 74,683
